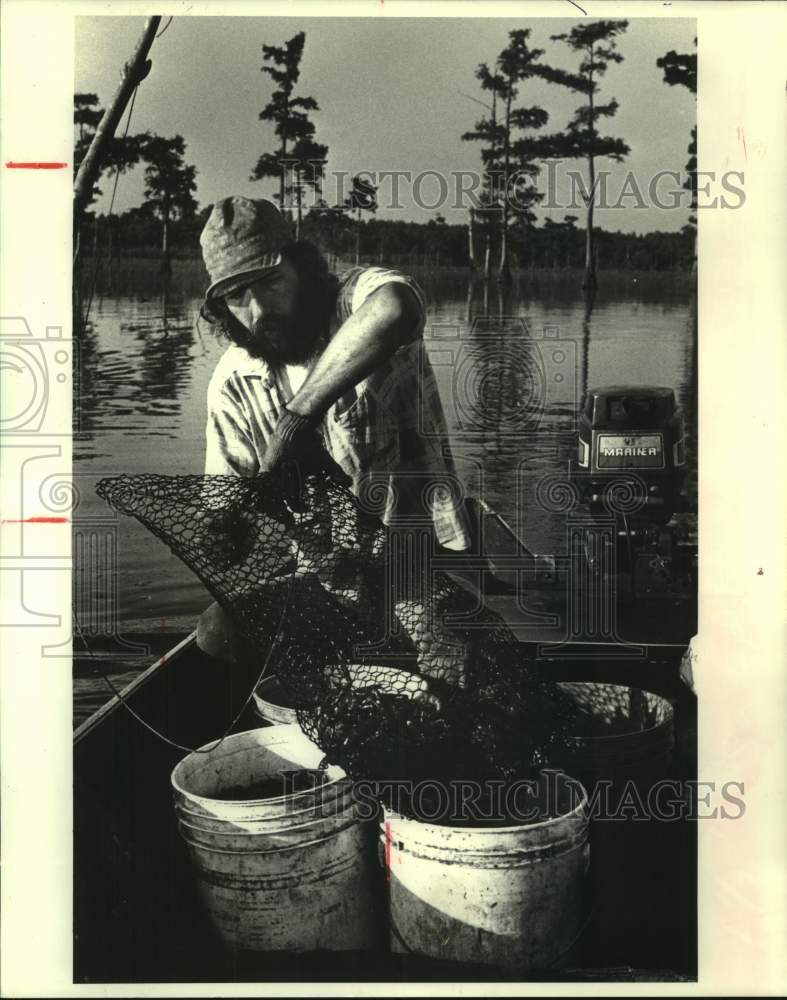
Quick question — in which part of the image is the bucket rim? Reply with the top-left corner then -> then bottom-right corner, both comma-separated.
170,725 -> 345,805
554,682 -> 675,742
252,696 -> 300,722
253,676 -> 301,710
174,784 -> 356,825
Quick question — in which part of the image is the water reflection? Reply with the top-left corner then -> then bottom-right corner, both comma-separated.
77,277 -> 197,440
580,285 -> 597,401
677,294 -> 699,498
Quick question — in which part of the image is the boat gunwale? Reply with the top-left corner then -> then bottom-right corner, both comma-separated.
73,629 -> 198,745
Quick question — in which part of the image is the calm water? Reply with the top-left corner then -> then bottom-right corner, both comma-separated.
73,264 -> 696,720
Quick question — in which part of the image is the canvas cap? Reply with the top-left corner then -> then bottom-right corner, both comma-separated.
200,196 -> 294,301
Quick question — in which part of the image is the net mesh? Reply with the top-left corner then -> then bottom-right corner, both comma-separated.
96,470 -> 582,786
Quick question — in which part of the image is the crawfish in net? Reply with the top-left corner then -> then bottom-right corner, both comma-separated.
96,470 -> 582,789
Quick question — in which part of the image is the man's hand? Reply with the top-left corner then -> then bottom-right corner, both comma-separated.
259,408 -> 351,494
258,408 -> 320,474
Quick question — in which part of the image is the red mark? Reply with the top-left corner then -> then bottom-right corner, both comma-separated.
1,516 -> 69,524
6,161 -> 68,169
385,820 -> 391,881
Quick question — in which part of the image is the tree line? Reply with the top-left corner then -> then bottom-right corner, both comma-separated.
85,203 -> 692,273
75,24 -> 697,282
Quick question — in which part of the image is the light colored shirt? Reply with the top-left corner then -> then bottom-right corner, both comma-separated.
205,266 -> 471,549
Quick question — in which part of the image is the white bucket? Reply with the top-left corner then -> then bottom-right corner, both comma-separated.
171,725 -> 379,953
252,675 -> 300,726
382,775 -> 590,973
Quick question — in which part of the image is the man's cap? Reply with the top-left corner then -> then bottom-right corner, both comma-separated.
200,196 -> 294,301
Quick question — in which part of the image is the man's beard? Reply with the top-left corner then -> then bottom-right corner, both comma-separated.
245,301 -> 323,366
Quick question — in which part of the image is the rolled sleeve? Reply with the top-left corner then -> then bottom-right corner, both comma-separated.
350,267 -> 426,337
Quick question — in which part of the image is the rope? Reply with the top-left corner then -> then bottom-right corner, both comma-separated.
73,537 -> 300,755
156,16 -> 174,38
80,83 -> 140,330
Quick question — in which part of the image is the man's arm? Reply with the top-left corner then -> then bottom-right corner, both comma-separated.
286,281 -> 423,420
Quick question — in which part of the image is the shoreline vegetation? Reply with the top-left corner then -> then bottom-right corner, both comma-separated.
78,253 -> 696,302
76,216 -> 696,274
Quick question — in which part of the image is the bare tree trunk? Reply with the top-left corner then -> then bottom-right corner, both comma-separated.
497,86 -> 512,285
162,271 -> 170,333
579,284 -> 597,400
498,212 -> 510,283
161,216 -> 172,277
279,136 -> 287,209
468,208 -> 476,268
583,54 -> 598,291
295,168 -> 302,240
583,157 -> 596,289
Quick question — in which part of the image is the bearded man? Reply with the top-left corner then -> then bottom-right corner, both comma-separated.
196,196 -> 473,662
199,196 -> 471,546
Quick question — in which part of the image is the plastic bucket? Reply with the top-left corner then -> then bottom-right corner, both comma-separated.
253,665 -> 429,726
542,683 -> 679,967
252,675 -> 300,726
382,774 -> 590,973
171,725 -> 379,953
547,682 -> 675,786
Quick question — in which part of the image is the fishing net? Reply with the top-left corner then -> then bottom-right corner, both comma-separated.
96,469 -> 580,789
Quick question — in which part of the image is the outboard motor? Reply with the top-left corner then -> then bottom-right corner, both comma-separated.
569,385 -> 696,597
573,385 -> 687,523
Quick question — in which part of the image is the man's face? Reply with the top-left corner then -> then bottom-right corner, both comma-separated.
223,257 -> 319,366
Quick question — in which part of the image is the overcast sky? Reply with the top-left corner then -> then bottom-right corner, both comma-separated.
75,14 -> 696,233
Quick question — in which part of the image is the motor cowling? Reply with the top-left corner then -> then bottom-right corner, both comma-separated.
573,385 -> 687,523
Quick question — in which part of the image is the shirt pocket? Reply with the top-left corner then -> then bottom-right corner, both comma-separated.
326,387 -> 399,482
331,384 -> 365,426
